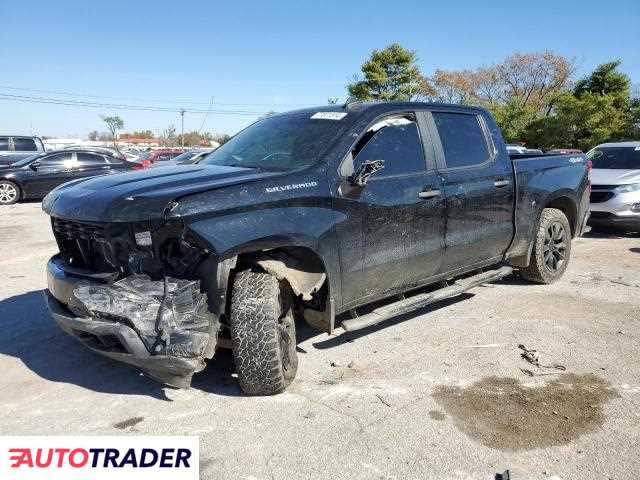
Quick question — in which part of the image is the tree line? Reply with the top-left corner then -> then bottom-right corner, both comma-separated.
89,118 -> 231,148
347,44 -> 640,151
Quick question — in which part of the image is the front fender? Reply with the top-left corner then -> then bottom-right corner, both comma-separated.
186,206 -> 345,306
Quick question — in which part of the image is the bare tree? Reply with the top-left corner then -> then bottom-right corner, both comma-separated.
100,115 -> 124,150
429,51 -> 575,115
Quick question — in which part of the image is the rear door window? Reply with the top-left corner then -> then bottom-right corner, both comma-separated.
39,152 -> 75,169
352,115 -> 426,177
0,137 -> 9,151
432,112 -> 491,168
13,137 -> 37,152
77,152 -> 109,166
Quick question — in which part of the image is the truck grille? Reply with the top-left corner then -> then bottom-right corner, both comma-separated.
590,191 -> 615,203
52,218 -> 108,242
51,218 -> 128,272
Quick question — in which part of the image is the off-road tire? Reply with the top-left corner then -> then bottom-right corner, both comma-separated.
0,180 -> 20,205
520,208 -> 572,284
229,268 -> 298,395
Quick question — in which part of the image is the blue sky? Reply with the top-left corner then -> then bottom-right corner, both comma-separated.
1,0 -> 638,138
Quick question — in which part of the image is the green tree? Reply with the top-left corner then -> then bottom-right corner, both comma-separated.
524,92 -> 630,151
524,61 -> 639,150
489,101 -> 539,143
212,133 -> 231,146
100,115 -> 124,149
574,61 -> 630,105
347,43 -> 431,101
132,130 -> 154,139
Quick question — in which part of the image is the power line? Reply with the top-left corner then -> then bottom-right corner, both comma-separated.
198,96 -> 215,133
0,84 -> 310,108
0,93 -> 269,116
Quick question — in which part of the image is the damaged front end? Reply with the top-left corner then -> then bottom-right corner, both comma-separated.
45,217 -> 223,388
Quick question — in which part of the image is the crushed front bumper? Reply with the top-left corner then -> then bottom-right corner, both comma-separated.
45,255 -> 209,388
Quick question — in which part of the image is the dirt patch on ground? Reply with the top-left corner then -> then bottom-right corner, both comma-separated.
433,373 -> 618,451
429,410 -> 446,421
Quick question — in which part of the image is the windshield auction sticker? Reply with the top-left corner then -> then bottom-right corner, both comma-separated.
310,112 -> 347,120
0,436 -> 198,479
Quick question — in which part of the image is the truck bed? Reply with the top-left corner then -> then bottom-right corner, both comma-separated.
508,153 -> 590,261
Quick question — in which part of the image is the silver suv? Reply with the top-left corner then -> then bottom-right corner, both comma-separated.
587,141 -> 640,230
0,136 -> 46,165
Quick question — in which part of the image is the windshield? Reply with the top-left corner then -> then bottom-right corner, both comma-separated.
10,153 -> 43,167
588,147 -> 640,169
201,112 -> 348,170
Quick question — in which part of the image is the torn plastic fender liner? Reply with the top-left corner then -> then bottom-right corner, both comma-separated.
254,250 -> 326,300
73,274 -> 219,360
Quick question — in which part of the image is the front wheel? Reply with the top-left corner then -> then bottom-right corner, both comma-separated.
229,268 -> 298,395
0,180 -> 20,205
520,208 -> 572,284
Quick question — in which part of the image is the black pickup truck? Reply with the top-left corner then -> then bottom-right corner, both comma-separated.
42,102 -> 590,395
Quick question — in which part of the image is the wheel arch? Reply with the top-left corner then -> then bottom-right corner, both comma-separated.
509,193 -> 578,268
544,195 -> 578,237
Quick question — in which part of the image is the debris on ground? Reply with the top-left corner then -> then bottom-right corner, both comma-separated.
375,394 -> 392,407
518,344 -> 566,376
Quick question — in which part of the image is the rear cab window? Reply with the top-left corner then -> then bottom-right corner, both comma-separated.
13,137 -> 37,152
432,112 -> 491,168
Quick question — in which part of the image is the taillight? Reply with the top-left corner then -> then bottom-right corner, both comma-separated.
586,159 -> 592,192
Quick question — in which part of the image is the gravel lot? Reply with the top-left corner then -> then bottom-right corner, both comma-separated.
1,202 -> 639,479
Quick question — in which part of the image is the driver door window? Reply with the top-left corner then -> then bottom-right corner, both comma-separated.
351,116 -> 426,177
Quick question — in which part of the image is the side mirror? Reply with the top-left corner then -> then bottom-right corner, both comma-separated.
348,160 -> 384,186
29,162 -> 40,171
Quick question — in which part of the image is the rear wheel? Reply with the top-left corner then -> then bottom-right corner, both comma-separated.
229,268 -> 298,395
0,181 -> 19,205
520,208 -> 572,284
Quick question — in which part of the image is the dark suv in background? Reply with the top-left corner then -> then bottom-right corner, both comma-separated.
0,136 -> 46,165
0,148 -> 139,205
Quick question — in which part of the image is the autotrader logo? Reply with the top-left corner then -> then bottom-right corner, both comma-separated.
1,436 -> 198,480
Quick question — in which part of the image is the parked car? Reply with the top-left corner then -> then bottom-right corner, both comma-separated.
587,141 -> 640,230
0,136 -> 46,165
136,148 -> 185,168
62,145 -> 141,163
547,148 -> 583,155
0,149 -> 139,205
150,149 -> 214,168
42,102 -> 589,395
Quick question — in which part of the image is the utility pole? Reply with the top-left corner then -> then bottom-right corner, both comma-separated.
180,109 -> 185,148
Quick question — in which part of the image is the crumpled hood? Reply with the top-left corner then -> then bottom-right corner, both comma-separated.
43,164 -> 280,222
591,169 -> 640,186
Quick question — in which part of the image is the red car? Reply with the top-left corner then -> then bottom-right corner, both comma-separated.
135,149 -> 185,168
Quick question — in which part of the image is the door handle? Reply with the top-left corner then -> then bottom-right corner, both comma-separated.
494,180 -> 510,188
418,189 -> 441,199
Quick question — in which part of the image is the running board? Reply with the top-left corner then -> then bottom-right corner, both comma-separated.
341,266 -> 513,332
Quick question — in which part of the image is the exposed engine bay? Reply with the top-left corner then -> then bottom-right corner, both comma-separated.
51,217 -> 220,362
